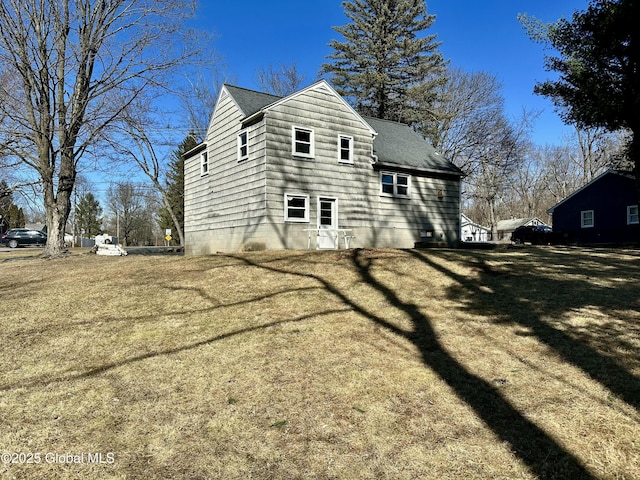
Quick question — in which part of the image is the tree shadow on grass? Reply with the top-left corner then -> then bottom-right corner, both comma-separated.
412,248 -> 640,411
4,248 -> 625,478
234,249 -> 596,479
0,306 -> 351,392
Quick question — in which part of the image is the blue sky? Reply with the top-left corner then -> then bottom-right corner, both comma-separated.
193,0 -> 589,146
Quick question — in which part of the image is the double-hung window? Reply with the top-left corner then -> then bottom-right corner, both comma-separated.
381,172 -> 410,197
200,151 -> 209,176
237,130 -> 248,161
284,194 -> 309,222
581,210 -> 594,228
338,135 -> 353,163
628,205 -> 639,225
292,126 -> 314,158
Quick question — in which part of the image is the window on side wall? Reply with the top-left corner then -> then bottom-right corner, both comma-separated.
380,172 -> 410,197
338,135 -> 353,163
292,126 -> 314,158
284,194 -> 309,222
238,130 -> 248,161
628,205 -> 639,225
581,210 -> 594,228
200,151 -> 209,176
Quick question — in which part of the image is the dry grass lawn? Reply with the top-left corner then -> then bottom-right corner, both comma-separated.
0,246 -> 639,479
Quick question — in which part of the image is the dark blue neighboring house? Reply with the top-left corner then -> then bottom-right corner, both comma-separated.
548,170 -> 639,245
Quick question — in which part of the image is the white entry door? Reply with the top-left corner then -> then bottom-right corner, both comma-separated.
317,197 -> 338,249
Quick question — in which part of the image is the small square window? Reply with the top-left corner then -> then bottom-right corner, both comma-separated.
581,210 -> 594,228
292,127 -> 314,158
200,151 -> 209,176
238,131 -> 248,160
284,194 -> 309,222
628,205 -> 639,225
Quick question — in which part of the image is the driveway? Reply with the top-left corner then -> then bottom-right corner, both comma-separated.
122,246 -> 184,255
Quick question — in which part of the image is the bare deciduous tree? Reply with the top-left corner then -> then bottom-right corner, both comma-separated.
428,67 -> 535,232
0,0 -> 200,257
104,96 -> 186,246
179,67 -> 230,142
427,67 -> 506,172
257,62 -> 306,97
107,182 -> 157,247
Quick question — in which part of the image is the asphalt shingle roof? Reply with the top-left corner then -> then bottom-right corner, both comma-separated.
224,84 -> 280,118
365,116 -> 462,175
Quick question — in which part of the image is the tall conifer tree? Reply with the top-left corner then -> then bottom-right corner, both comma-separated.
158,134 -> 197,244
321,0 -> 447,124
75,193 -> 103,237
0,180 -> 12,231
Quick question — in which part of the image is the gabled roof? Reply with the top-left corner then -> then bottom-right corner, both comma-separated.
496,217 -> 547,231
223,85 -> 281,118
224,80 -> 376,135
365,116 -> 463,176
219,81 -> 461,175
461,214 -> 490,230
547,169 -> 635,214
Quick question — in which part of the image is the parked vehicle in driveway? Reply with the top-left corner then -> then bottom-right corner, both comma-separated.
0,229 -> 47,248
510,225 -> 553,245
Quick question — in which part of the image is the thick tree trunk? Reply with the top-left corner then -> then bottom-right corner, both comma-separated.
42,160 -> 74,258
487,197 -> 498,241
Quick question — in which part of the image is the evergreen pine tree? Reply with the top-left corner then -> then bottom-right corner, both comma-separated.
321,0 -> 447,124
0,180 -> 12,232
8,204 -> 23,228
17,208 -> 25,228
158,134 -> 198,242
75,193 -> 103,236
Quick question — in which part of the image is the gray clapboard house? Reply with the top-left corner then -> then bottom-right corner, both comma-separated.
184,80 -> 463,255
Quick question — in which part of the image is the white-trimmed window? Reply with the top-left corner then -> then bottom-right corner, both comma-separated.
381,172 -> 410,197
628,205 -> 639,225
200,151 -> 209,176
338,134 -> 353,163
284,193 -> 309,222
237,130 -> 248,161
292,126 -> 314,158
581,210 -> 594,228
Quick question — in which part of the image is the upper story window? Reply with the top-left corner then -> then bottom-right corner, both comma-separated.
381,172 -> 410,197
628,205 -> 639,225
581,210 -> 594,228
200,151 -> 209,176
238,130 -> 248,161
284,193 -> 309,223
338,135 -> 353,163
292,126 -> 314,158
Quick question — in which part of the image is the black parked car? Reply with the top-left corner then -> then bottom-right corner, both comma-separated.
0,229 -> 47,248
510,225 -> 553,245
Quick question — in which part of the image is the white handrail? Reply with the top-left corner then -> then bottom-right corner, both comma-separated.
302,228 -> 355,249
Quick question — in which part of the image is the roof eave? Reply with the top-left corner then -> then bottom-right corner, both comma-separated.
546,169 -> 626,214
373,161 -> 464,178
183,142 -> 207,159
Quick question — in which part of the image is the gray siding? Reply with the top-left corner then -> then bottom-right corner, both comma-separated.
263,84 -> 460,249
185,91 -> 268,254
